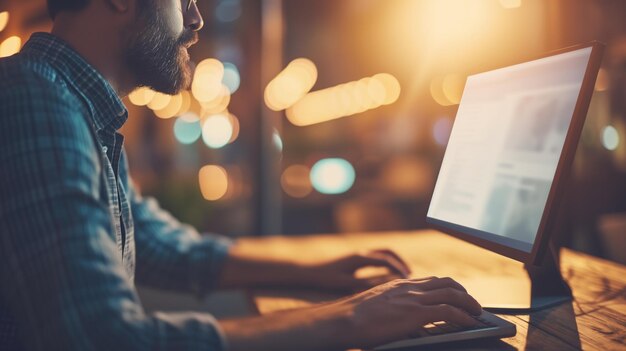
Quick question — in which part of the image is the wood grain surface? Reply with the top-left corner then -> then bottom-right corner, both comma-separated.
237,230 -> 626,351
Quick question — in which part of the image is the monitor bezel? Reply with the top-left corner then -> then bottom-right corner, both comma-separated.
426,42 -> 605,266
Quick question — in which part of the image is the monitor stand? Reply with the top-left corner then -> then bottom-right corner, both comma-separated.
460,243 -> 572,314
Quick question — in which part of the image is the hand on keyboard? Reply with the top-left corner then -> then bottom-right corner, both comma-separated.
410,314 -> 496,338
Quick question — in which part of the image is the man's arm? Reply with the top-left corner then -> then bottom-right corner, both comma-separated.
0,72 -> 226,350
218,247 -> 411,291
126,157 -> 410,293
124,166 -> 233,296
218,277 -> 483,351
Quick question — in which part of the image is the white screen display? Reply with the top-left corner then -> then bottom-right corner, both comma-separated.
427,47 -> 592,251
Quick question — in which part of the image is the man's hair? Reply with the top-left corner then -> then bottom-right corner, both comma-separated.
47,0 -> 91,20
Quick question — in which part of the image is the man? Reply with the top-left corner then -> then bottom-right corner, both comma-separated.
0,0 -> 483,350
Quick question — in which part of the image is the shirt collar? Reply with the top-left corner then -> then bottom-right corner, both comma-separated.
21,32 -> 128,132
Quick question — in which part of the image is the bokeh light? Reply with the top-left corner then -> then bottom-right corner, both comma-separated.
273,129 -> 283,152
0,12 -> 9,33
433,116 -> 453,146
174,113 -> 202,144
310,158 -> 356,195
264,58 -> 318,111
192,58 -> 224,102
602,125 -> 620,151
430,75 -> 453,106
281,165 -> 312,198
147,92 -> 171,110
154,93 -> 183,119
128,87 -> 156,106
198,165 -> 228,201
0,36 -> 21,58
200,84 -> 231,115
286,73 -> 401,126
223,62 -> 241,94
372,73 -> 401,105
202,113 -> 233,148
227,113 -> 240,144
442,74 -> 466,104
595,68 -> 609,92
176,90 -> 192,116
215,0 -> 242,23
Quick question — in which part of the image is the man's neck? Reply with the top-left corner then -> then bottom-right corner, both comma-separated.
51,14 -> 136,97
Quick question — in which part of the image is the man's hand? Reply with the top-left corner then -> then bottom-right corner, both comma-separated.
220,276 -> 483,351
297,249 -> 412,291
218,247 -> 411,291
336,276 -> 483,348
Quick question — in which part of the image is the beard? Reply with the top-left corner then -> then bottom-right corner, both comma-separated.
124,3 -> 198,94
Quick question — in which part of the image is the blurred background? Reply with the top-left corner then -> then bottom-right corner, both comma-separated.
1,0 -> 625,269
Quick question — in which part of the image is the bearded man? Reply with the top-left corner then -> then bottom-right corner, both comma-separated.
0,1 -> 482,349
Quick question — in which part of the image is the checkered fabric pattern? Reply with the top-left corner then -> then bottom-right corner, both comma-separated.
0,33 -> 232,350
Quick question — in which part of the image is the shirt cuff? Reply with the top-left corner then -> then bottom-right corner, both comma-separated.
153,311 -> 230,351
189,233 -> 234,298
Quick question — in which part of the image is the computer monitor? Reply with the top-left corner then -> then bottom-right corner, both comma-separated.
426,42 -> 604,311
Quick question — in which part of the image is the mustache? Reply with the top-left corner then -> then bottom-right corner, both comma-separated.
179,30 -> 199,48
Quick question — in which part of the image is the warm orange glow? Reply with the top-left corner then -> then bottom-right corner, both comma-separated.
176,90 -> 192,116
442,74 -> 466,105
200,84 -> 231,115
381,0 -> 530,100
154,93 -> 183,119
188,94 -> 203,116
196,58 -> 224,76
202,113 -> 234,148
595,68 -> 609,92
366,77 -> 386,106
281,165 -> 313,198
147,92 -> 172,110
128,87 -> 156,106
0,36 -> 21,58
430,75 -> 453,106
264,58 -> 318,111
192,58 -> 225,102
372,73 -> 401,105
285,73 -> 401,126
227,113 -> 240,144
499,0 -> 522,9
198,165 -> 228,201
0,12 -> 9,33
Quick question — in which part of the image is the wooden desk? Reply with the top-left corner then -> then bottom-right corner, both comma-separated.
238,230 -> 626,351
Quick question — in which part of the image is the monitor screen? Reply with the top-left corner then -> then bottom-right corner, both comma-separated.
427,47 -> 593,253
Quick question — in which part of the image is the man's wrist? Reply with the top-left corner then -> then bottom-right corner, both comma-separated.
277,261 -> 319,286
219,249 -> 320,289
219,300 -> 356,351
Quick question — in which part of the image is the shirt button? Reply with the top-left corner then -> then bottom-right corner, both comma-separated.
102,146 -> 108,153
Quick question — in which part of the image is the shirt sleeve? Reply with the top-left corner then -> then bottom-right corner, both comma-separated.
0,70 -> 228,350
125,162 -> 233,296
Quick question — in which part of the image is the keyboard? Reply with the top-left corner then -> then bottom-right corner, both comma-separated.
413,313 -> 498,337
374,310 -> 516,350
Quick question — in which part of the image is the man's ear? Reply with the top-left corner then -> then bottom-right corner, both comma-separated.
105,0 -> 132,13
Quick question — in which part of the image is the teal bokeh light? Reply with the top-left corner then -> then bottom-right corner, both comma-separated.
310,158 -> 356,194
174,114 -> 202,144
223,62 -> 241,94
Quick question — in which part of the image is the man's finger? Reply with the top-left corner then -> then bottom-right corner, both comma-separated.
409,276 -> 468,293
424,304 -> 481,327
351,254 -> 408,278
354,273 -> 404,290
369,249 -> 412,276
411,288 -> 482,316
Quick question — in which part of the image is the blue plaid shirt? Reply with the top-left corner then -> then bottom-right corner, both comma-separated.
0,33 -> 232,350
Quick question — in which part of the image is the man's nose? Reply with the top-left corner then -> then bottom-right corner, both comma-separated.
185,1 -> 204,31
